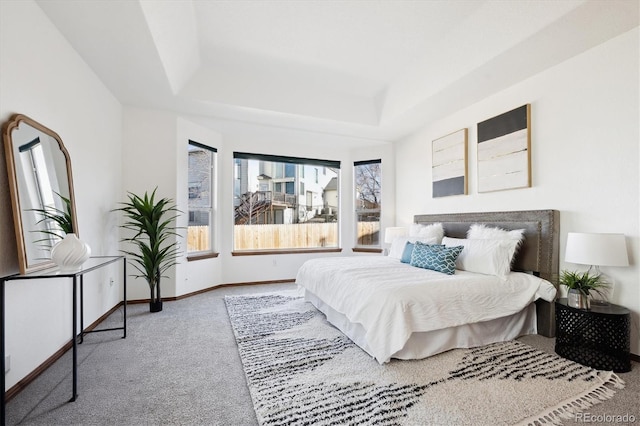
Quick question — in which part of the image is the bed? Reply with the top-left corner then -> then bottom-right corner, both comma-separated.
296,209 -> 560,364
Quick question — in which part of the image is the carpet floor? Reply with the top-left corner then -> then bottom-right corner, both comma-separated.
5,283 -> 639,425
225,291 -> 626,426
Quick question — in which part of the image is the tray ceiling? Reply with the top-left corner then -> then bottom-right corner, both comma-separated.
36,0 -> 638,142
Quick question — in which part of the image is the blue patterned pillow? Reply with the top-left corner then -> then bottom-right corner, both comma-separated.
410,242 -> 463,275
400,242 -> 414,263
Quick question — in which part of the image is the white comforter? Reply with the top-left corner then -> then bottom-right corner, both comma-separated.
296,256 -> 557,363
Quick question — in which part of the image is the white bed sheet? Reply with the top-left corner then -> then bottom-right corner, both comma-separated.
295,256 -> 556,364
305,290 -> 537,361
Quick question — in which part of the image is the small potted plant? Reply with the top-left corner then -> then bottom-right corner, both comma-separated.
114,188 -> 181,312
559,270 -> 609,310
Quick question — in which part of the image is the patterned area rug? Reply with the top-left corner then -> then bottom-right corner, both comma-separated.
225,292 -> 624,426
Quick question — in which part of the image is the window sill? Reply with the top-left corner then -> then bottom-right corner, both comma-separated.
187,252 -> 219,262
232,248 -> 342,256
352,247 -> 383,254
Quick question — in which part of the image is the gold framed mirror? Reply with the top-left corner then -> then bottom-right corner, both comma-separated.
2,114 -> 79,274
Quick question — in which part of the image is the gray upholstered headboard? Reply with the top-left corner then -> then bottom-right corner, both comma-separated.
413,209 -> 560,337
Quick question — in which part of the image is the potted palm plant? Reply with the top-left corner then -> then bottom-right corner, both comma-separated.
559,270 -> 609,310
114,188 -> 181,312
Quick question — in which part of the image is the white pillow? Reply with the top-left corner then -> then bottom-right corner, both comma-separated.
409,223 -> 444,244
389,236 -> 438,259
467,224 -> 524,266
467,223 -> 525,241
409,223 -> 423,237
442,236 -> 515,277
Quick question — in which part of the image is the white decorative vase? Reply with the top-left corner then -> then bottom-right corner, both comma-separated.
51,233 -> 91,272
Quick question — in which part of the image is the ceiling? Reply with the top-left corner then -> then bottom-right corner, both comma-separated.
36,0 -> 638,143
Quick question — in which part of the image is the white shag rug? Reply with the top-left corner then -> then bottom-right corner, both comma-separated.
225,292 -> 624,426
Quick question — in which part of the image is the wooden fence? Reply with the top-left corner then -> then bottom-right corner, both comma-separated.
357,222 -> 380,246
188,226 -> 210,252
234,223 -> 338,250
188,221 -> 380,251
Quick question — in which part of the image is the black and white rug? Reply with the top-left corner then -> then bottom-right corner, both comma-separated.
225,291 -> 624,426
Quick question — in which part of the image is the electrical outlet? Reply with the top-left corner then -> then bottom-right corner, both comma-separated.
5,355 -> 10,374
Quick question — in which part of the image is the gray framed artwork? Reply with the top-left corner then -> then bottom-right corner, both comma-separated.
477,104 -> 531,192
432,128 -> 468,198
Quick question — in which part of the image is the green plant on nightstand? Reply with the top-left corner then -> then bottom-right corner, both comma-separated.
559,270 -> 609,310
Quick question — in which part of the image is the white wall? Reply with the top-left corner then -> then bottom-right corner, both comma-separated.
121,107 -> 180,301
394,28 -> 640,355
1,0 -> 123,390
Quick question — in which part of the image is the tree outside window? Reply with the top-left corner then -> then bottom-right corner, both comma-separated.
354,160 -> 381,247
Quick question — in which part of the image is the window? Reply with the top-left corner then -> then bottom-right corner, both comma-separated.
354,159 -> 381,247
285,163 -> 295,178
188,140 -> 216,254
233,152 -> 340,251
19,137 -> 64,250
285,181 -> 295,195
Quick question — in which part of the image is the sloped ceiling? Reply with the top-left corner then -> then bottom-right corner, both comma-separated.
36,0 -> 638,142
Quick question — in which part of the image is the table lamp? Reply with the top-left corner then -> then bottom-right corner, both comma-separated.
383,227 -> 407,255
564,232 -> 629,304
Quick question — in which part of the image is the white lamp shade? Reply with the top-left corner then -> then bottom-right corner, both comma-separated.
384,227 -> 408,244
565,232 -> 629,267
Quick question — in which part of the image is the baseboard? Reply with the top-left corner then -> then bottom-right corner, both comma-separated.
4,302 -> 124,402
4,341 -> 72,403
127,278 -> 296,304
5,279 -> 294,401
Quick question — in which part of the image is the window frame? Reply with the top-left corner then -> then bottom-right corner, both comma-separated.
232,152 -> 341,254
354,159 -> 382,251
187,140 -> 217,259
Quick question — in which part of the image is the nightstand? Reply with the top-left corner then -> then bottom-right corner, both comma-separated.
555,298 -> 631,372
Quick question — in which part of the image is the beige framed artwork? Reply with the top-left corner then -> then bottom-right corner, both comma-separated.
477,104 -> 531,193
432,128 -> 468,198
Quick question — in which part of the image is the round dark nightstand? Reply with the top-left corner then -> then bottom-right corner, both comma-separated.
555,298 -> 631,372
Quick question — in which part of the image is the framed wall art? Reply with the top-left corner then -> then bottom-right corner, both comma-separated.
432,128 -> 468,198
477,104 -> 531,193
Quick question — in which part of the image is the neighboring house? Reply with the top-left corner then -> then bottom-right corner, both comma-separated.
234,160 -> 335,225
188,147 -> 212,227
322,177 -> 338,217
